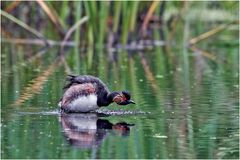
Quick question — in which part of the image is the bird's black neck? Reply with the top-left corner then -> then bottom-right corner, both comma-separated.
97,92 -> 118,106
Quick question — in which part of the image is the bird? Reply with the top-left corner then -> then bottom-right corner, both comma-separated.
60,113 -> 134,148
58,75 -> 135,113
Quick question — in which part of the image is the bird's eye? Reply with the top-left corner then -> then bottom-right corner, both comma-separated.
122,91 -> 130,99
121,95 -> 127,101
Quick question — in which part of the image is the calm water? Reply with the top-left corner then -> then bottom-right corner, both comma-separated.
1,44 -> 239,159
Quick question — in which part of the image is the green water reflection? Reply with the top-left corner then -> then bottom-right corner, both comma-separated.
1,43 -> 239,159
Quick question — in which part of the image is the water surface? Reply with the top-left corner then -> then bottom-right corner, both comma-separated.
1,44 -> 239,159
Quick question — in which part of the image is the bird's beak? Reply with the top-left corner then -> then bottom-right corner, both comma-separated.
128,100 -> 135,104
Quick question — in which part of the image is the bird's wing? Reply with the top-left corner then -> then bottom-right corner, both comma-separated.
63,75 -> 109,93
61,83 -> 96,107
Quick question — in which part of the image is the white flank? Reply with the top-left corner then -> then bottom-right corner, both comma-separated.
68,94 -> 98,112
69,116 -> 97,130
58,101 -> 62,107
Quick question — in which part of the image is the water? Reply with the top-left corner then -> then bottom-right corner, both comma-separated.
1,44 -> 239,159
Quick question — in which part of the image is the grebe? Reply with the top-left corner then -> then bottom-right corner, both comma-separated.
59,75 -> 135,113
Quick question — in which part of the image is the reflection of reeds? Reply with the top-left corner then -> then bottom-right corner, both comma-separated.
139,52 -> 160,93
13,60 -> 60,106
190,45 -> 217,61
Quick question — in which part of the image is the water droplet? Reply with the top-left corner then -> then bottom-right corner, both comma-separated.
177,67 -> 182,71
233,85 -> 239,88
156,75 -> 164,79
64,129 -> 70,131
153,134 -> 167,138
139,79 -> 143,82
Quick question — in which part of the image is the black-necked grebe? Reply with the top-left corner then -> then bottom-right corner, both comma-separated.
59,75 -> 135,112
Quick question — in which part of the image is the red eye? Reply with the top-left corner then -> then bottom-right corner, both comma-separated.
121,95 -> 127,101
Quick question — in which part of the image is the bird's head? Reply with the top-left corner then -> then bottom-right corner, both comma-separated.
110,91 -> 135,105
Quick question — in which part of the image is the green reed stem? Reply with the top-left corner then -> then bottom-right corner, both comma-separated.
121,1 -> 130,45
129,1 -> 139,32
113,1 -> 122,33
97,2 -> 108,48
74,1 -> 82,74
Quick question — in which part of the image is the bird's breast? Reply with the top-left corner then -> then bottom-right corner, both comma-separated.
67,94 -> 98,112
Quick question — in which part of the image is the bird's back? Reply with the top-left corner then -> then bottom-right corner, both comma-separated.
64,75 -> 109,94
59,75 -> 110,112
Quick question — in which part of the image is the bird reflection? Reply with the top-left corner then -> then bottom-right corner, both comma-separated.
60,113 -> 134,149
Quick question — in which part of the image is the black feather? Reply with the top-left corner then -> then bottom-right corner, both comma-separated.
122,91 -> 131,100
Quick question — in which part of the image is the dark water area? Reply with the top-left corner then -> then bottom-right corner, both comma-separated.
1,43 -> 239,159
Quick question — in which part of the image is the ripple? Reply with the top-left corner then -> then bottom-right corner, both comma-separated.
95,108 -> 150,116
18,110 -> 59,116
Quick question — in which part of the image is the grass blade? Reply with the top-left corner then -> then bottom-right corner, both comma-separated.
36,0 -> 65,37
189,20 -> 238,45
141,1 -> 160,36
60,16 -> 88,55
4,0 -> 21,13
1,10 -> 48,46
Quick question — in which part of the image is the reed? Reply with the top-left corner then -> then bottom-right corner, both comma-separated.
74,1 -> 82,74
1,1 -> 238,69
